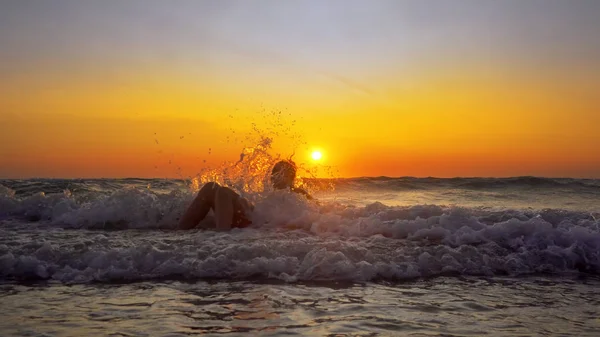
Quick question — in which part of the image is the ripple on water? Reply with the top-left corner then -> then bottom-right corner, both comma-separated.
1,277 -> 599,336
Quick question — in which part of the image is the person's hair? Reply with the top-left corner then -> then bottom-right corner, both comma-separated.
271,160 -> 297,189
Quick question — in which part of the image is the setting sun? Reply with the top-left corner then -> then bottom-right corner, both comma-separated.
311,151 -> 323,161
2,3 -> 600,336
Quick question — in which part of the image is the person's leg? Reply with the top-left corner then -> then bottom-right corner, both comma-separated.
214,186 -> 236,230
179,182 -> 219,229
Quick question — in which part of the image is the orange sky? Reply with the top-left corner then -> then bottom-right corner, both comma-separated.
1,1 -> 599,178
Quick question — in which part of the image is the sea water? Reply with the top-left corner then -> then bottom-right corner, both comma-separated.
1,177 -> 599,336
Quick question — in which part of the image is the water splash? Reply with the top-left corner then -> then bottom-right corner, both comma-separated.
192,135 -> 278,195
188,110 -> 336,197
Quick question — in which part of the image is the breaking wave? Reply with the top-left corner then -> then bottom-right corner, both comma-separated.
1,179 -> 599,284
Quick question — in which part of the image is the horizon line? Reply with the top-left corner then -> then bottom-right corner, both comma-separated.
1,175 -> 599,180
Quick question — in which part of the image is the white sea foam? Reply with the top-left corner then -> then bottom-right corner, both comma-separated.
1,183 -> 599,283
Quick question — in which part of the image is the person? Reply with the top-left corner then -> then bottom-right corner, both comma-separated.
179,160 -> 311,230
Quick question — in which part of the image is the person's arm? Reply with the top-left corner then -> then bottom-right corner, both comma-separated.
292,187 -> 313,200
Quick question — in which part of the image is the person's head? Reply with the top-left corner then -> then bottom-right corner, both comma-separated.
271,160 -> 297,189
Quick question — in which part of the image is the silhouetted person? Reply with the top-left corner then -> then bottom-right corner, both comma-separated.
179,160 -> 310,230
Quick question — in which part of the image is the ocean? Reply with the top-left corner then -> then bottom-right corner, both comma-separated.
1,177 -> 599,336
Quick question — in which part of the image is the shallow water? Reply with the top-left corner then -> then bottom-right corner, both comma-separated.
1,177 -> 599,335
1,277 -> 599,336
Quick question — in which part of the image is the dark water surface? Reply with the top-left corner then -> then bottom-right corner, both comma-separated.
1,277 -> 599,336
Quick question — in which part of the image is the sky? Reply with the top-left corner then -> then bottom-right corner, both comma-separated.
1,0 -> 599,178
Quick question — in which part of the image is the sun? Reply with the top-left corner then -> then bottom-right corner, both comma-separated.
311,150 -> 323,161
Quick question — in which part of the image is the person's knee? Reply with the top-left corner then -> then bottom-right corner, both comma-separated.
215,185 -> 235,201
202,182 -> 220,191
195,182 -> 221,208
198,182 -> 220,196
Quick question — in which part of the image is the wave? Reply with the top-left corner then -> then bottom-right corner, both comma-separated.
1,182 -> 598,229
3,177 -> 599,200
0,186 -> 190,229
1,183 -> 599,283
450,177 -> 600,190
0,178 -> 185,198
305,177 -> 600,193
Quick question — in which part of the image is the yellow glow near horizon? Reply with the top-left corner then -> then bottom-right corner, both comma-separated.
1,2 -> 600,178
